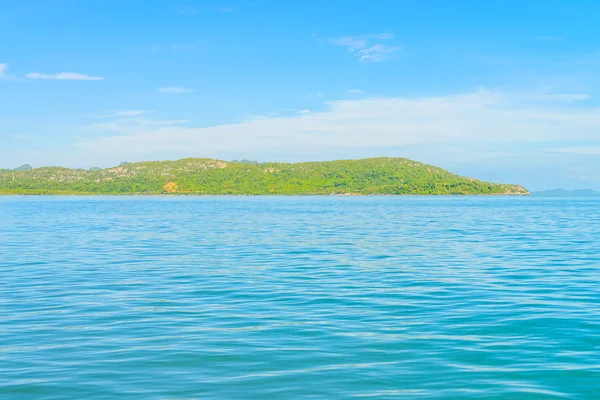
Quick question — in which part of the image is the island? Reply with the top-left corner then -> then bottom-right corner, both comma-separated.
0,157 -> 529,195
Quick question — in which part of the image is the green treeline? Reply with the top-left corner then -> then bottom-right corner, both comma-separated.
0,157 -> 529,195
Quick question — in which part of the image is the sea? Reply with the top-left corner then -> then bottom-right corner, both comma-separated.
1,196 -> 599,399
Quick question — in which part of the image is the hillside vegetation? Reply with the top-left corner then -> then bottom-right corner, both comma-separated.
0,157 -> 529,195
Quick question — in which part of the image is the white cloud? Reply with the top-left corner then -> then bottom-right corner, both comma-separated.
86,118 -> 189,133
0,63 -> 9,79
176,6 -> 200,14
330,34 -> 402,62
530,93 -> 590,102
298,109 -> 311,114
347,89 -> 365,94
548,147 -> 600,155
158,86 -> 194,93
26,72 -> 105,80
170,44 -> 199,52
88,110 -> 154,119
70,88 -> 600,168
115,110 -> 153,117
537,36 -> 565,42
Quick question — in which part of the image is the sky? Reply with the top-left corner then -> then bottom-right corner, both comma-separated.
1,0 -> 600,190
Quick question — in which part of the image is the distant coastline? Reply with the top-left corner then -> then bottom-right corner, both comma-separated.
532,189 -> 600,197
0,157 -> 529,196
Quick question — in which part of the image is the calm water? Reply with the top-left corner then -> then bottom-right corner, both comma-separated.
1,196 -> 599,399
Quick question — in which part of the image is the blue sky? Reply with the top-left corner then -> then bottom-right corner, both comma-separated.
1,0 -> 600,190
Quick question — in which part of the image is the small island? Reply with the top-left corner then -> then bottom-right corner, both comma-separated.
0,157 -> 529,195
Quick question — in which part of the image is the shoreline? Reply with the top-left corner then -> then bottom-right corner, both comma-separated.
0,192 -> 531,197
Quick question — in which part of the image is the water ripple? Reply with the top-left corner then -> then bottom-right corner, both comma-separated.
1,196 -> 599,399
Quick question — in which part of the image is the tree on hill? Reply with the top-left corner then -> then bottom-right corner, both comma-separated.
0,157 -> 529,196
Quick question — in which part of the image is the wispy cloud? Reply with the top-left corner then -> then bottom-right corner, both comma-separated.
298,109 -> 311,114
347,89 -> 365,94
88,110 -> 154,119
329,33 -> 402,62
144,44 -> 200,53
177,4 -> 232,14
171,44 -> 200,52
548,147 -> 600,155
9,134 -> 33,141
68,88 -> 600,171
531,93 -> 590,102
158,86 -> 194,93
537,36 -> 565,42
115,110 -> 153,117
26,72 -> 105,80
85,117 -> 189,137
176,6 -> 200,14
0,63 -> 9,79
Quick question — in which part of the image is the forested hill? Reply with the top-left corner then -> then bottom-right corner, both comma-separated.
0,157 -> 529,195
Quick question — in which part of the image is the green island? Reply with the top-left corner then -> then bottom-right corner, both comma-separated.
0,157 -> 529,195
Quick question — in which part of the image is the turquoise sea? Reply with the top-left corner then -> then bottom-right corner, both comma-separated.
1,196 -> 599,399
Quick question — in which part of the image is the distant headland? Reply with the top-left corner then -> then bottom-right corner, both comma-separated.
0,157 -> 529,195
